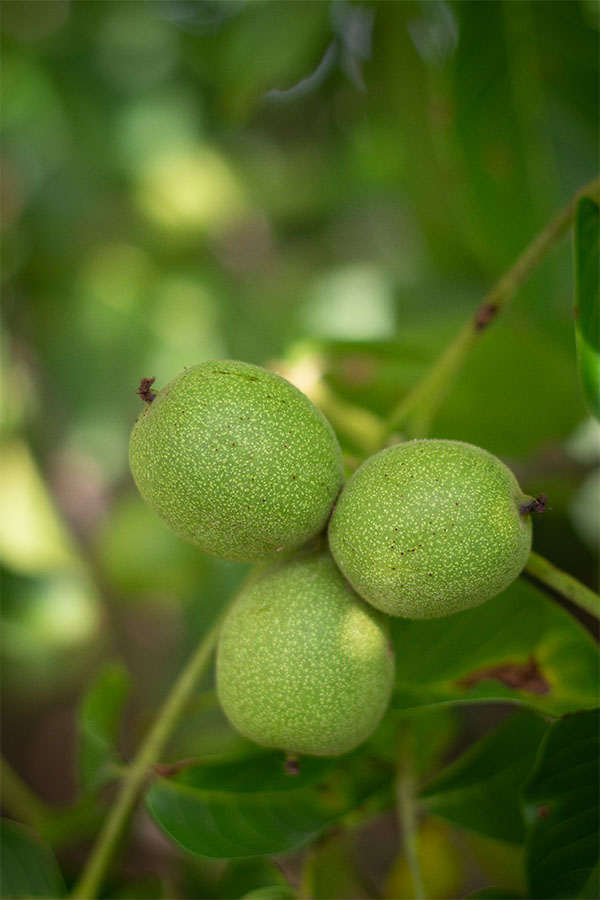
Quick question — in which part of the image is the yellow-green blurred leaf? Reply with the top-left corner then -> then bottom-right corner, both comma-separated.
384,819 -> 463,900
0,441 -> 77,573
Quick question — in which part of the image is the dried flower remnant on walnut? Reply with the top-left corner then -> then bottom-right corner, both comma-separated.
137,377 -> 156,404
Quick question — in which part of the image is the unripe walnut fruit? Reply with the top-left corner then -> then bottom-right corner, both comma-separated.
216,552 -> 395,757
328,439 -> 534,619
129,361 -> 344,562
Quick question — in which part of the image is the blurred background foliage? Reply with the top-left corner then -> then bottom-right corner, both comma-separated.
1,0 -> 598,896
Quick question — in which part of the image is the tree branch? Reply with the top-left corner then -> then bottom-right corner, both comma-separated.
382,175 -> 600,442
69,612 -> 225,900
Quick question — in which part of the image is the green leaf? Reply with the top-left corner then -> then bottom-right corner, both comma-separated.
522,708 -> 600,899
464,831 -> 526,896
433,314 -> 587,457
383,818 -> 463,900
451,0 -> 557,270
464,891 -> 524,899
579,864 -> 600,900
391,578 -> 599,715
573,195 -> 600,421
101,875 -> 165,899
405,706 -> 460,781
147,748 -> 391,859
578,863 -> 600,900
218,859 -> 294,900
420,710 -> 548,843
368,1 -> 474,269
303,829 -> 373,900
78,661 -> 131,792
241,888 -> 296,900
0,819 -> 66,899
216,0 -> 330,120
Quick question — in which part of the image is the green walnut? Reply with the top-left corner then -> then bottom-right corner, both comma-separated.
129,361 -> 344,562
328,439 -> 536,619
216,551 -> 395,756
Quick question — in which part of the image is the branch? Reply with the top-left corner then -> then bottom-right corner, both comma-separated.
524,551 -> 600,620
395,734 -> 426,900
69,612 -> 225,900
382,175 -> 600,441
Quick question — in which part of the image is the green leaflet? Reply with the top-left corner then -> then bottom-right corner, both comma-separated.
391,578 -> 599,715
522,708 -> 600,899
0,819 -> 66,899
146,748 -> 391,859
420,710 -> 548,843
77,661 -> 131,792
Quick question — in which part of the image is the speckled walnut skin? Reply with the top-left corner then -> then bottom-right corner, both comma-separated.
216,551 -> 395,756
328,439 -> 533,619
129,361 -> 344,563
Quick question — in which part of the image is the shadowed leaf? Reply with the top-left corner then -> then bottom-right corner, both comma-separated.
522,708 -> 599,899
0,819 -> 66,899
146,748 -> 391,859
421,710 -> 548,843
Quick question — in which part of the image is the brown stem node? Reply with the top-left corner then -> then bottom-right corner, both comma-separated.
474,301 -> 499,332
152,757 -> 197,778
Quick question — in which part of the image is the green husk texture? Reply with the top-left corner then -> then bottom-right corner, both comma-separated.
328,439 -> 532,619
129,361 -> 344,562
216,552 -> 395,756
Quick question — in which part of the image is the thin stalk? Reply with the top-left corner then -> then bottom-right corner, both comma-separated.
311,376 -> 387,456
525,551 -> 600,620
382,175 -> 600,442
396,745 -> 425,900
70,612 -> 225,900
384,319 -> 475,440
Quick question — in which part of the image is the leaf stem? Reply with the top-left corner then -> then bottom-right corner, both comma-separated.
396,740 -> 425,900
69,612 -> 225,900
382,175 -> 600,441
525,551 -> 600,620
313,377 -> 386,456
